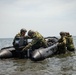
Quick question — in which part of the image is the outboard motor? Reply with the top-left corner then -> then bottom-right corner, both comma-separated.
31,43 -> 58,61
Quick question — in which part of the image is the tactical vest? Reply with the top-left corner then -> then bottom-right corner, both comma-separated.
14,37 -> 28,48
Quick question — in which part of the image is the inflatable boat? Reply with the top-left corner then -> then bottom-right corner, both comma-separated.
31,43 -> 58,61
0,37 -> 58,61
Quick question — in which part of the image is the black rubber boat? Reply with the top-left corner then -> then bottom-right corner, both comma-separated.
31,43 -> 58,61
0,37 -> 58,61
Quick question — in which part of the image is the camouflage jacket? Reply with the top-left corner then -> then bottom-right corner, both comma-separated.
57,36 -> 67,51
66,35 -> 75,50
23,31 -> 47,50
58,36 -> 66,46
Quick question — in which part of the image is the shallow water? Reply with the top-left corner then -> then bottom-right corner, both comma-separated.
0,37 -> 76,75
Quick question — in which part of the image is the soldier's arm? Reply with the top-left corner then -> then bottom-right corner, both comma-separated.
22,39 -> 38,51
22,43 -> 32,51
12,36 -> 16,46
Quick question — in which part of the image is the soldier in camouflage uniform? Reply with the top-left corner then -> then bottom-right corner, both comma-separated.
13,28 -> 27,47
22,30 -> 48,52
65,32 -> 75,51
57,32 -> 67,54
12,28 -> 28,58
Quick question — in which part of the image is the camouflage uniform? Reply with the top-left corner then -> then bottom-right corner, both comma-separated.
66,35 -> 75,51
57,36 -> 67,54
56,32 -> 67,54
13,28 -> 27,45
22,31 -> 48,51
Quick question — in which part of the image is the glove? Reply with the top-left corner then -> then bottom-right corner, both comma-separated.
22,47 -> 28,52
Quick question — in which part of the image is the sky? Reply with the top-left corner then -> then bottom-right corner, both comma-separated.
0,0 -> 76,38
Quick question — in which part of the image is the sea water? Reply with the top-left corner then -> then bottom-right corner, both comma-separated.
0,37 -> 76,75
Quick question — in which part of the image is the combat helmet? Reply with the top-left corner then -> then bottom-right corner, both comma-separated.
60,31 -> 65,36
20,28 -> 27,33
65,32 -> 70,36
28,30 -> 35,36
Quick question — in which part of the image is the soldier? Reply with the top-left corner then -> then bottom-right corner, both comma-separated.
12,28 -> 28,58
22,30 -> 48,53
65,32 -> 75,51
13,28 -> 28,48
57,32 -> 67,54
